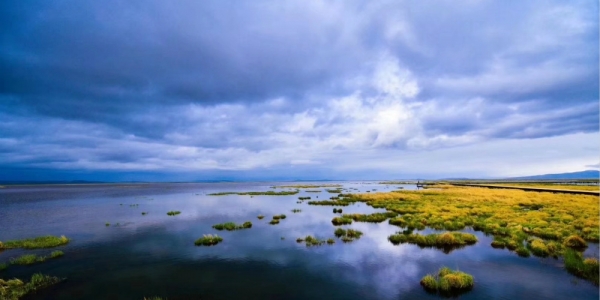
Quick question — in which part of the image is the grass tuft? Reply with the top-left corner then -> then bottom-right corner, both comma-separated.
564,248 -> 599,285
1,235 -> 69,249
194,234 -> 223,246
420,267 -> 474,294
166,211 -> 181,216
0,273 -> 62,299
212,222 -> 252,231
331,217 -> 353,226
388,232 -> 477,252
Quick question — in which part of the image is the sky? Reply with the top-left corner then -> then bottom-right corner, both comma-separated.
0,0 -> 598,182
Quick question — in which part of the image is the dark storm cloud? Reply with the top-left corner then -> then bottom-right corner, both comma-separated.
0,0 -> 598,179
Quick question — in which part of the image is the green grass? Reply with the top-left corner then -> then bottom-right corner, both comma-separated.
194,234 -> 223,246
0,273 -> 63,300
331,217 -> 353,226
326,189 -> 343,193
298,235 -> 327,247
342,212 -> 397,223
209,190 -> 299,196
292,209 -> 302,213
388,232 -> 477,252
212,222 -> 252,231
564,248 -> 599,285
9,250 -> 64,266
420,267 -> 474,294
269,219 -> 280,225
0,235 -> 69,249
257,215 -> 265,219
334,228 -> 363,242
272,214 -> 286,220
166,211 -> 181,216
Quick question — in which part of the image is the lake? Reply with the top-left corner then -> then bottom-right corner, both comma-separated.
0,182 -> 598,300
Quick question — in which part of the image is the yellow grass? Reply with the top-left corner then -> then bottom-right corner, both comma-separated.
348,185 -> 599,254
487,183 -> 599,191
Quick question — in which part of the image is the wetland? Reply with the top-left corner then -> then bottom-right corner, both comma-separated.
0,181 -> 598,299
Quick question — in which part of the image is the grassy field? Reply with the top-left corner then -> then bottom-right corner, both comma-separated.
486,183 -> 599,191
346,185 -> 599,283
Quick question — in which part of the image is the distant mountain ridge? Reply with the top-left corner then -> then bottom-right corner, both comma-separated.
507,170 -> 599,180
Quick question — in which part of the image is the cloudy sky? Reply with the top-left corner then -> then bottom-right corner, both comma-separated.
0,0 -> 598,181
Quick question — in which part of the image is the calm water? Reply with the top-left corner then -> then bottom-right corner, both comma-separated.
0,182 -> 598,300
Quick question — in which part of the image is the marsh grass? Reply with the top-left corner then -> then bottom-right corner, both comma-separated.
141,212 -> 148,215
388,232 -> 477,253
331,217 -> 353,226
275,184 -> 342,188
420,267 -> 474,295
0,273 -> 62,300
334,228 -> 363,243
292,209 -> 302,213
212,222 -> 252,231
0,235 -> 69,249
272,214 -> 286,220
194,234 -> 223,246
166,211 -> 181,216
333,208 -> 343,213
257,215 -> 265,220
564,249 -> 599,285
342,212 -> 397,223
306,190 -> 321,192
209,190 -> 299,196
299,236 -> 328,247
105,223 -> 110,227
345,185 -> 599,263
269,219 -> 280,225
298,197 -> 311,200
326,189 -> 343,193
10,250 -> 64,266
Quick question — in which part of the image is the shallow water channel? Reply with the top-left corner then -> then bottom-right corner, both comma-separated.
0,182 -> 598,300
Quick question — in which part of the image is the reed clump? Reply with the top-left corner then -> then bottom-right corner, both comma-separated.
194,234 -> 223,246
331,217 -> 353,226
0,273 -> 62,300
388,232 -> 477,252
212,222 -> 252,231
334,228 -> 363,243
10,250 -> 64,266
420,267 -> 474,294
564,249 -> 599,285
166,211 -> 181,216
272,214 -> 286,220
298,235 -> 329,247
0,235 -> 69,249
342,212 -> 397,223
